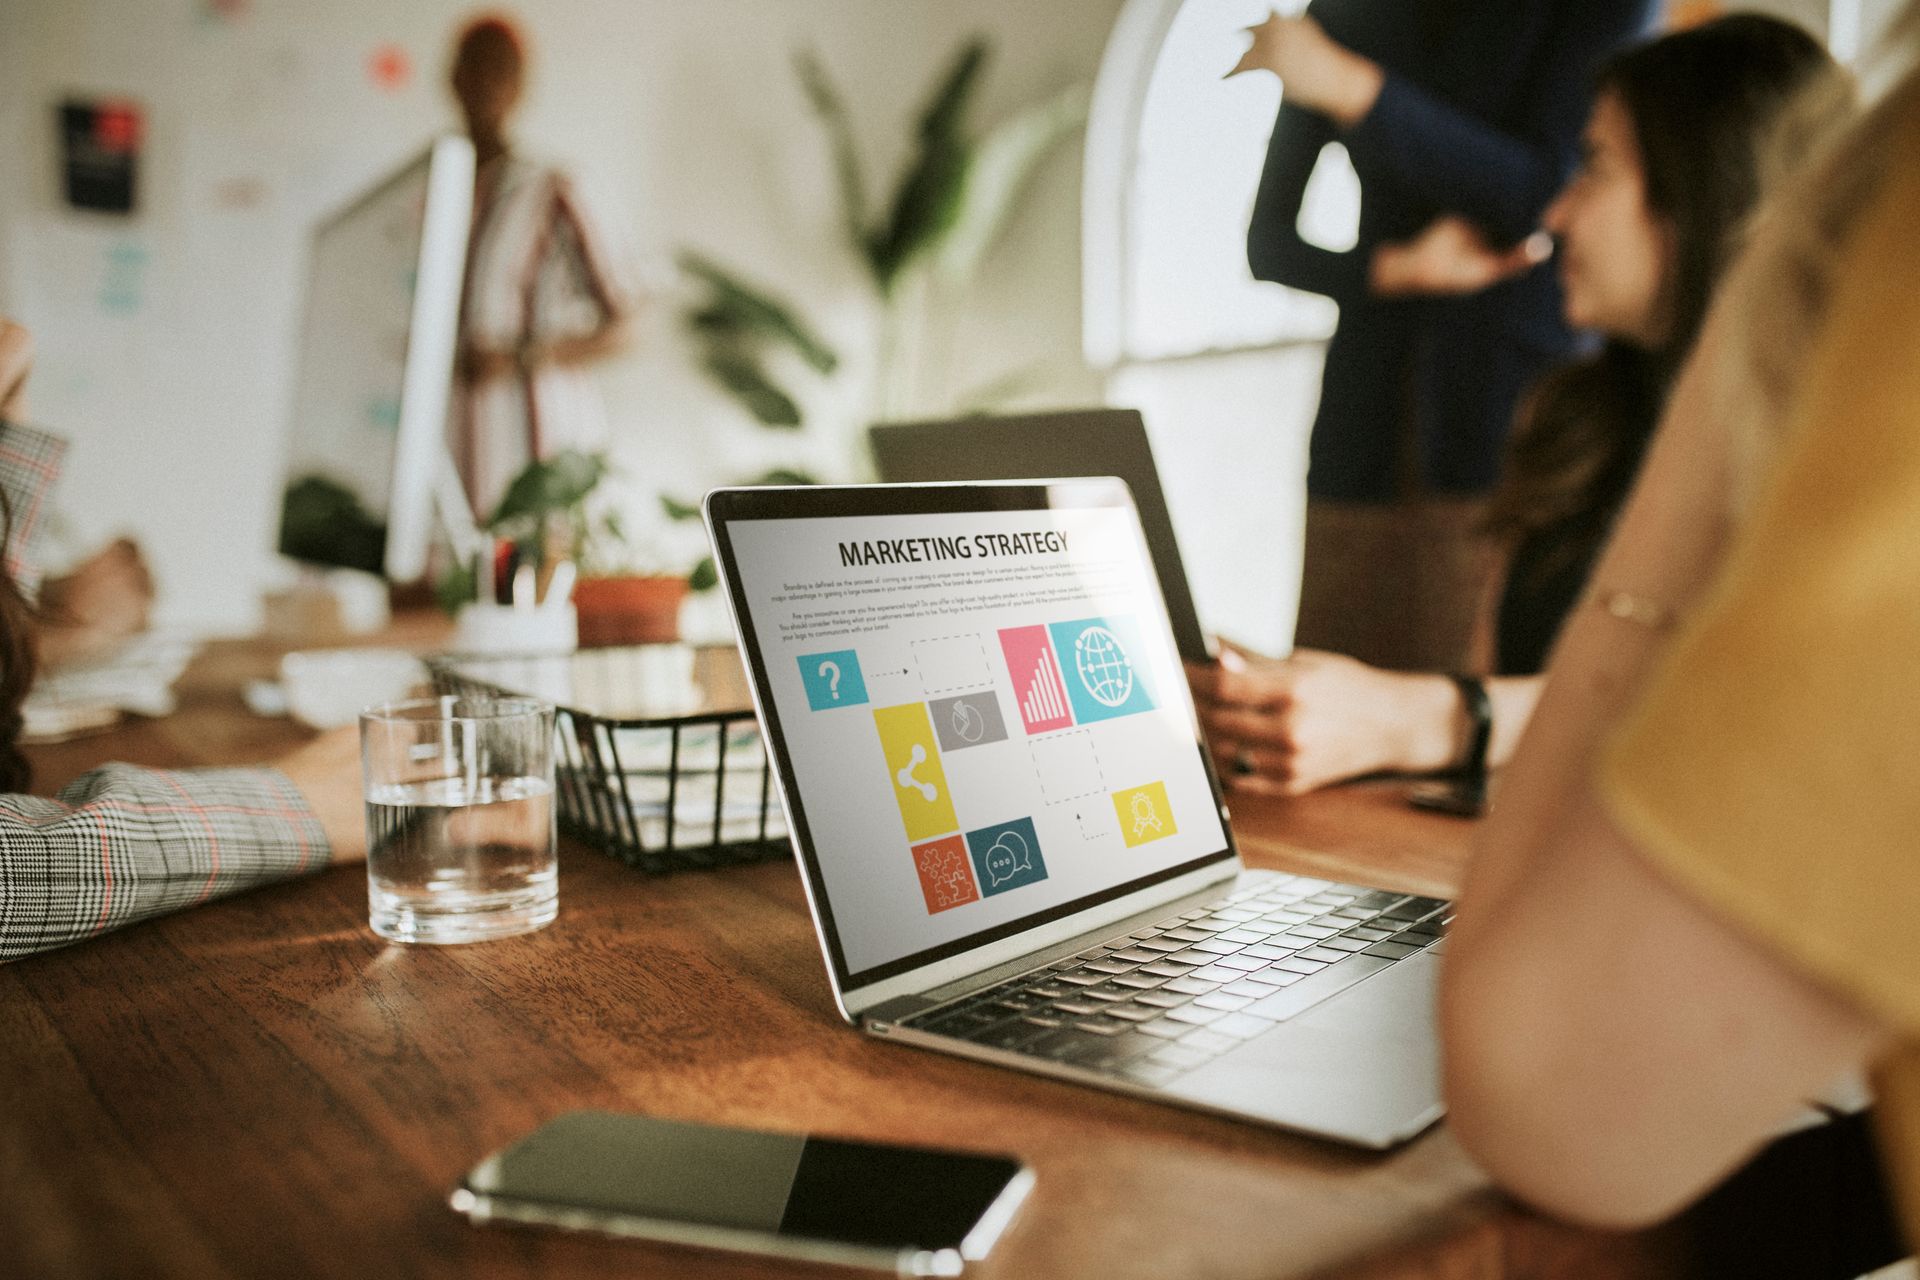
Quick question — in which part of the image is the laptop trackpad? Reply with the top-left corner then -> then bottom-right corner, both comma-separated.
1169,953 -> 1443,1148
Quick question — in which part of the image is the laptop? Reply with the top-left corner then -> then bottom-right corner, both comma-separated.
704,480 -> 1445,1148
870,409 -> 1210,664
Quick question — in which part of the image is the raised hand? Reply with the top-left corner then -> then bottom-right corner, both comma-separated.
1371,217 -> 1553,297
1228,13 -> 1383,127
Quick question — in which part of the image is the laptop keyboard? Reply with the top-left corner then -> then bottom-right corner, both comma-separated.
897,875 -> 1450,1090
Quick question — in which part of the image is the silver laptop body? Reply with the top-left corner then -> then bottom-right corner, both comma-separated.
705,480 -> 1444,1149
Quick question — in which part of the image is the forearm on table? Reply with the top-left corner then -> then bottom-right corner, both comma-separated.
1381,673 -> 1540,774
1486,676 -> 1541,770
0,764 -> 333,962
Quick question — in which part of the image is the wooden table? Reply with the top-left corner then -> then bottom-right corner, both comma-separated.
1,635 -> 1693,1280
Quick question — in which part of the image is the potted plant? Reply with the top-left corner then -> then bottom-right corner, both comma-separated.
453,450 -> 695,647
568,502 -> 693,648
661,38 -> 1088,561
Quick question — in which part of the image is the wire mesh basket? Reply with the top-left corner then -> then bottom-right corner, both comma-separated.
429,645 -> 790,873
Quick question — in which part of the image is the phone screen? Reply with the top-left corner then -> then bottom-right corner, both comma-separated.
453,1111 -> 1031,1273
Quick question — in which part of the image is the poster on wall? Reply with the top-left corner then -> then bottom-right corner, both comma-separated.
60,99 -> 144,214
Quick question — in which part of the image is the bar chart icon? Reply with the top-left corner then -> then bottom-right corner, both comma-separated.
1022,654 -> 1067,724
999,625 -> 1074,734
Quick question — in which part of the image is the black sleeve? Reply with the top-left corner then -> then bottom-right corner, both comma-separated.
1246,100 -> 1367,302
1341,0 -> 1655,243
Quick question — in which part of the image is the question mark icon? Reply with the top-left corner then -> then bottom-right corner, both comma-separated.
818,660 -> 842,700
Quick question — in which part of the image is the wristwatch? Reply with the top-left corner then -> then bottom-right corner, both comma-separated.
1447,673 -> 1493,811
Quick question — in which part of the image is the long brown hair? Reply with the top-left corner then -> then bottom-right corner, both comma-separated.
1485,16 -> 1846,556
0,489 -> 38,792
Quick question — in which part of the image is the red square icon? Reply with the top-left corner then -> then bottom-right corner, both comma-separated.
911,836 -> 980,915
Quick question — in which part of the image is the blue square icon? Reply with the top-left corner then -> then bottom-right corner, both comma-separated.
1047,616 -> 1156,724
797,649 -> 868,710
964,816 -> 1048,896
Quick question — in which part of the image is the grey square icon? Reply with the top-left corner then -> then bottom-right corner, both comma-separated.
930,692 -> 1009,752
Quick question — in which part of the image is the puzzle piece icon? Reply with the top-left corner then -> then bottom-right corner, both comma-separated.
910,836 -> 981,915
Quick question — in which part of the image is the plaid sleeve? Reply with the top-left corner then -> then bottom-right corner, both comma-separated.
0,420 -> 68,598
0,764 -> 333,962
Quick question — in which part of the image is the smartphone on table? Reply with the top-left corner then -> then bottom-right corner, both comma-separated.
451,1111 -> 1032,1276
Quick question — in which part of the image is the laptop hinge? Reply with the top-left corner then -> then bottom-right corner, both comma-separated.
861,995 -> 936,1030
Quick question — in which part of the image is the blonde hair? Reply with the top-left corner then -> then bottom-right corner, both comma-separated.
1709,5 -> 1920,509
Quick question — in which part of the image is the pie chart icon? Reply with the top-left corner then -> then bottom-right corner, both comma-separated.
951,700 -> 986,743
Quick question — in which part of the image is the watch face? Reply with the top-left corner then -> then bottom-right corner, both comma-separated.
1406,779 -> 1486,818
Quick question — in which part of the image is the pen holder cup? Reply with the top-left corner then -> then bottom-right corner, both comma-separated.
453,601 -> 579,656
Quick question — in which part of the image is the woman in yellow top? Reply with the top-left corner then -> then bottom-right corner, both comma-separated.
1439,8 -> 1920,1240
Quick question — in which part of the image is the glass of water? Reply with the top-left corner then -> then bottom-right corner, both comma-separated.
359,696 -> 558,944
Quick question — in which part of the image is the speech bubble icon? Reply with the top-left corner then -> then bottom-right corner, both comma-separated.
985,830 -> 1031,887
984,844 -> 1015,887
818,660 -> 841,699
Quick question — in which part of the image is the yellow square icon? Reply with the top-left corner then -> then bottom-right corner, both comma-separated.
1112,782 -> 1175,848
874,703 -> 959,842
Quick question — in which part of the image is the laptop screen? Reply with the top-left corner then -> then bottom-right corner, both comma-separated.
870,409 -> 1212,664
711,481 -> 1233,989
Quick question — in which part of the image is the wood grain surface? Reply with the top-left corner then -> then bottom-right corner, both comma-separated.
2,635 -> 1692,1280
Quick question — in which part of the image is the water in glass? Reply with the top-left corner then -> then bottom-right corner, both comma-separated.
366,773 -> 557,943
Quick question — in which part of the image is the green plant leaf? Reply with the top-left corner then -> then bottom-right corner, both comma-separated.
686,305 -> 743,335
435,557 -> 478,616
659,493 -> 702,521
867,39 -> 990,293
487,450 -> 609,531
701,348 -> 803,427
688,555 -> 719,592
868,142 -> 972,293
935,85 -> 1088,286
795,48 -> 871,256
679,252 -> 837,374
918,37 -> 989,143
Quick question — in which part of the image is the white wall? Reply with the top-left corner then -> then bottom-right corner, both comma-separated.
0,0 -> 1122,632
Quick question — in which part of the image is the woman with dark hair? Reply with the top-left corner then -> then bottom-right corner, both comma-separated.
1191,15 -> 1847,799
1441,1 -> 1920,1242
0,319 -> 364,963
1237,0 -> 1654,672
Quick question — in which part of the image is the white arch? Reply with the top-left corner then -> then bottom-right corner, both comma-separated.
1081,0 -> 1185,370
1082,0 -> 1335,368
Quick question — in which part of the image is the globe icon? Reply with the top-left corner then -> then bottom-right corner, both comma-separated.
1073,625 -> 1135,708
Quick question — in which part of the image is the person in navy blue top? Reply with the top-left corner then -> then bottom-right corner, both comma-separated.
1236,0 -> 1656,668
1197,14 -> 1844,796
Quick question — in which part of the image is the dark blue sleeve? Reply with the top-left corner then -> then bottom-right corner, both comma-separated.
1342,0 -> 1656,244
1247,101 -> 1368,303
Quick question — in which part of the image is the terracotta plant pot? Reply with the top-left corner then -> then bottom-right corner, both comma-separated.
572,575 -> 689,648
